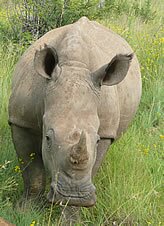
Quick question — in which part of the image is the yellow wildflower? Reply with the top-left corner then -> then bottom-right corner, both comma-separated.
14,165 -> 21,173
159,37 -> 164,43
143,148 -> 149,155
159,135 -> 164,139
30,220 -> 36,226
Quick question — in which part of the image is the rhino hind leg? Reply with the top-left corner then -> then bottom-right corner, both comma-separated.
11,125 -> 46,209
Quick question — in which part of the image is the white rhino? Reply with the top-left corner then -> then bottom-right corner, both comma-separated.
9,17 -> 141,222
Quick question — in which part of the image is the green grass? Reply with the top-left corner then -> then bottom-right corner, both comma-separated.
0,1 -> 163,225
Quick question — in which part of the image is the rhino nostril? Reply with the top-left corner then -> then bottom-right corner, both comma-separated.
50,185 -> 54,191
47,185 -> 55,202
70,156 -> 79,164
49,185 -> 55,195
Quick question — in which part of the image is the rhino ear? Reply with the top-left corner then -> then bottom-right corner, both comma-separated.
92,53 -> 133,87
34,44 -> 58,79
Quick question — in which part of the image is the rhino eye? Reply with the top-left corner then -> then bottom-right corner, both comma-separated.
46,135 -> 52,149
45,129 -> 54,149
97,135 -> 100,144
46,135 -> 50,141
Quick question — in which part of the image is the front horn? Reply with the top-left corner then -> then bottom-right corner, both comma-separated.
70,131 -> 89,165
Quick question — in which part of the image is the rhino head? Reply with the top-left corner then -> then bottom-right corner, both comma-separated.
34,44 -> 133,207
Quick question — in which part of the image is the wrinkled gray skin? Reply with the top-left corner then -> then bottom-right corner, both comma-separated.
9,17 -> 141,223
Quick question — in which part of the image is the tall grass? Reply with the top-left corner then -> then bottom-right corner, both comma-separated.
0,1 -> 163,225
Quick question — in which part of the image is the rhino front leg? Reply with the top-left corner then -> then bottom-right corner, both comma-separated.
11,125 -> 46,207
92,138 -> 112,176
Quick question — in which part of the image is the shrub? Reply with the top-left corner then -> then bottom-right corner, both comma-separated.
1,0 -> 157,45
5,0 -> 98,42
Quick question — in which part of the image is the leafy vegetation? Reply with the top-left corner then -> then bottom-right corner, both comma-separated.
0,0 -> 159,43
0,0 -> 163,225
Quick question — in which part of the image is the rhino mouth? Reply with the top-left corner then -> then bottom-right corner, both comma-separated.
47,183 -> 96,207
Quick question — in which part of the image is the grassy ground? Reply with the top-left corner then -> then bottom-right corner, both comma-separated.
0,1 -> 163,225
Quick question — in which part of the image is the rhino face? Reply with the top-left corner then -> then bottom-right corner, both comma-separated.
42,66 -> 100,207
34,44 -> 133,206
43,127 -> 98,207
